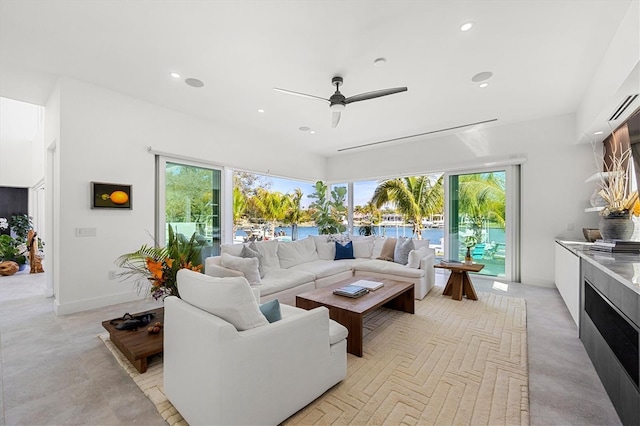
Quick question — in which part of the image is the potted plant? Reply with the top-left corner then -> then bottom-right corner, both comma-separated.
595,147 -> 639,240
463,235 -> 478,265
308,181 -> 347,235
0,234 -> 27,270
116,225 -> 204,300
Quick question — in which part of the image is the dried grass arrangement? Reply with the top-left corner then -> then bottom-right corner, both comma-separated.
597,147 -> 639,217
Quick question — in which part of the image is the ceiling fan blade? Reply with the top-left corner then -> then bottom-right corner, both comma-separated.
332,111 -> 341,128
273,88 -> 329,103
345,87 -> 407,104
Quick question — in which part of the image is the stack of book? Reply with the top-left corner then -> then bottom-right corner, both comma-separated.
440,259 -> 464,266
590,239 -> 640,253
350,279 -> 384,291
333,285 -> 369,298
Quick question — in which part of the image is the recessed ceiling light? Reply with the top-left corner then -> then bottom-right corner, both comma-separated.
460,21 -> 474,32
479,83 -> 489,88
185,78 -> 204,88
258,109 -> 265,113
472,71 -> 493,82
594,131 -> 604,135
374,57 -> 387,67
170,72 -> 181,79
309,130 -> 316,134
299,126 -> 310,132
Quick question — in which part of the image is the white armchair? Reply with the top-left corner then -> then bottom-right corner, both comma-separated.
164,269 -> 348,425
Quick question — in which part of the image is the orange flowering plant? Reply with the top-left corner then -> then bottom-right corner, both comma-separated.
116,225 -> 204,300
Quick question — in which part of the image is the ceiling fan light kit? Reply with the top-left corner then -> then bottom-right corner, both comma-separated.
274,75 -> 407,128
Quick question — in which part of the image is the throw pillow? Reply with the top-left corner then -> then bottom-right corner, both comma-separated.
394,237 -> 415,265
327,233 -> 351,244
334,241 -> 355,260
221,253 -> 261,285
259,299 -> 281,323
176,269 -> 268,331
377,237 -> 397,261
407,246 -> 429,268
241,242 -> 264,278
412,239 -> 431,250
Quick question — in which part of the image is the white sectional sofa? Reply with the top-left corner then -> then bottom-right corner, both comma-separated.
204,235 -> 436,305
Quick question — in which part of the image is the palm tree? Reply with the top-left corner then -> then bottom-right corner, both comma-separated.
232,187 -> 247,236
458,173 -> 505,242
252,188 -> 291,238
370,175 -> 443,239
284,188 -> 303,240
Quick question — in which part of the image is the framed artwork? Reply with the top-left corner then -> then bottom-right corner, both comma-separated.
91,182 -> 132,209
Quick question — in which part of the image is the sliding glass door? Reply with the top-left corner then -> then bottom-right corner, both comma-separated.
445,166 -> 519,280
157,158 -> 222,263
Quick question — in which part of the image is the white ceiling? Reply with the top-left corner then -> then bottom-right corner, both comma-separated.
0,0 -> 635,156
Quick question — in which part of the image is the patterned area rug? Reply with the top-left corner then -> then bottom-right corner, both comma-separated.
100,286 -> 528,426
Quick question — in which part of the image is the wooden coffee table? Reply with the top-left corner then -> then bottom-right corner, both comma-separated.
102,307 -> 164,373
296,277 -> 414,357
434,262 -> 484,301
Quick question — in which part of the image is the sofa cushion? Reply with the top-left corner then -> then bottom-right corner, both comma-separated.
353,240 -> 373,258
394,237 -> 415,265
290,259 -> 353,279
257,268 -> 316,296
221,253 -> 261,284
377,237 -> 397,261
259,298 -> 281,323
278,237 -> 319,268
220,243 -> 244,257
177,269 -> 268,331
241,242 -> 264,278
279,304 -> 348,345
253,240 -> 281,271
316,242 -> 335,260
334,241 -> 355,260
407,246 -> 430,268
355,259 -> 425,279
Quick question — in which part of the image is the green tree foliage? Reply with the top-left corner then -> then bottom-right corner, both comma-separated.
251,188 -> 292,237
165,165 -> 217,235
284,188 -> 304,240
371,175 -> 443,239
232,187 -> 247,234
308,181 -> 347,235
458,173 -> 505,242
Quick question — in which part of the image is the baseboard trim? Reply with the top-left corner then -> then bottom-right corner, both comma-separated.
54,291 -> 144,316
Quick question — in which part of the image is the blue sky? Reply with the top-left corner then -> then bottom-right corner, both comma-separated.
268,177 -> 380,208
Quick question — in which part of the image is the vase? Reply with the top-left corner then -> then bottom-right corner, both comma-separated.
598,213 -> 635,241
464,247 -> 473,265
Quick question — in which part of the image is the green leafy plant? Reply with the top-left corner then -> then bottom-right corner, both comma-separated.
0,235 -> 27,266
116,225 -> 204,300
308,181 -> 347,235
8,214 -> 32,243
464,235 -> 478,248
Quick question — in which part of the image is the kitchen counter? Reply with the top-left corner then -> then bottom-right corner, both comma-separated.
556,239 -> 640,296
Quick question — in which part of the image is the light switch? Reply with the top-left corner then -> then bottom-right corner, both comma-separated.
76,227 -> 97,237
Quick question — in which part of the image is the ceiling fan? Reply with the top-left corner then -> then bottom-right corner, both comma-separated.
274,76 -> 407,128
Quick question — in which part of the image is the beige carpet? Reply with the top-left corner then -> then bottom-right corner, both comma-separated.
101,286 -> 529,426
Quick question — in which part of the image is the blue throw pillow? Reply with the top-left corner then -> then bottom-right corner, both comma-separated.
334,241 -> 355,260
259,299 -> 281,323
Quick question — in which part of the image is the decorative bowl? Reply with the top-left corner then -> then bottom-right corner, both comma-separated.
583,228 -> 602,243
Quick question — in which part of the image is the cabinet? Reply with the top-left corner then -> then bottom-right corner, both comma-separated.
554,241 -> 580,330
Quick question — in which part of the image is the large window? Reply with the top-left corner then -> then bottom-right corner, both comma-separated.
157,158 -> 222,262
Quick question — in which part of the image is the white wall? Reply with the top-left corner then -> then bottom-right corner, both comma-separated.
326,114 -> 598,287
53,77 -> 327,314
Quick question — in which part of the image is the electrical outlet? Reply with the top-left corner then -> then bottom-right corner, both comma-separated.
108,270 -> 116,280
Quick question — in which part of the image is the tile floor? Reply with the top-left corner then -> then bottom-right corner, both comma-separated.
0,269 -> 622,425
